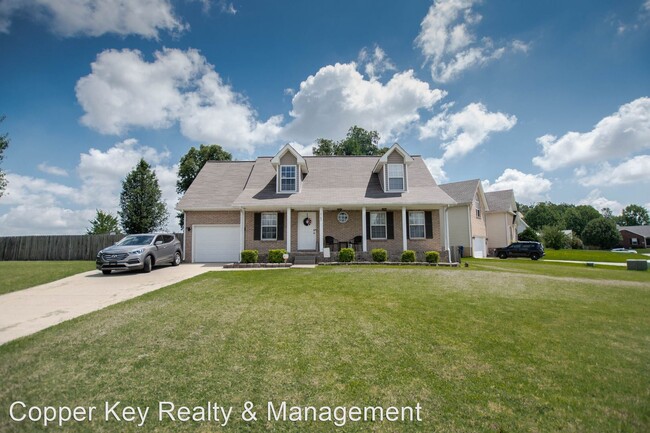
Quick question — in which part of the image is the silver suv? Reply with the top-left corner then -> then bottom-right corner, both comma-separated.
96,233 -> 182,275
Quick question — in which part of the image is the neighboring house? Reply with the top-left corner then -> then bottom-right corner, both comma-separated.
484,189 -> 519,253
176,143 -> 456,263
439,179 -> 489,258
619,225 -> 650,249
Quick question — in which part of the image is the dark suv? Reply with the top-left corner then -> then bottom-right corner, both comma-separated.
495,241 -> 545,260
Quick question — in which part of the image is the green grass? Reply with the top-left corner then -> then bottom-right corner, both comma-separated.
543,248 -> 650,263
0,261 -> 96,295
1,266 -> 649,432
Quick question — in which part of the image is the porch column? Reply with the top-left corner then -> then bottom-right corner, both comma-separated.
286,207 -> 292,253
240,209 -> 245,258
362,207 -> 367,252
402,207 -> 408,251
319,207 -> 324,252
183,211 -> 187,261
444,206 -> 451,259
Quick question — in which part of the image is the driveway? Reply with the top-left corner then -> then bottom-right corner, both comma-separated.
0,263 -> 222,346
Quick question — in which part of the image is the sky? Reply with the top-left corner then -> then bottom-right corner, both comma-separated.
0,0 -> 648,235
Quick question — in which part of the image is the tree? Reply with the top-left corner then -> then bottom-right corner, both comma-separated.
177,144 -> 232,194
524,202 -> 563,230
176,144 -> 231,228
564,205 -> 601,235
0,115 -> 9,198
600,207 -> 614,220
119,159 -> 168,234
518,227 -> 540,242
87,210 -> 121,234
541,226 -> 569,250
619,204 -> 649,226
312,126 -> 388,156
581,217 -> 622,249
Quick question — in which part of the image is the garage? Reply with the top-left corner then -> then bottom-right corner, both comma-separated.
193,225 -> 241,262
472,237 -> 486,258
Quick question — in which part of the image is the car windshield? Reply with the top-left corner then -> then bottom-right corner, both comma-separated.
117,235 -> 154,246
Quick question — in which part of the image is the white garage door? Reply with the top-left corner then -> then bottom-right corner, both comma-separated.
473,237 -> 486,258
193,225 -> 240,262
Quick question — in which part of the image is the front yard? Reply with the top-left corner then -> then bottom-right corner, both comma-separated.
542,248 -> 650,263
0,265 -> 648,432
0,261 -> 96,295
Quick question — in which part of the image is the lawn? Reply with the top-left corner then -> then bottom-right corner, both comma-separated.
0,266 -> 649,432
542,248 -> 650,263
0,261 -> 96,295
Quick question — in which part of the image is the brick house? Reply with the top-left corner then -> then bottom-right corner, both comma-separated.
177,143 -> 456,263
619,226 -> 650,249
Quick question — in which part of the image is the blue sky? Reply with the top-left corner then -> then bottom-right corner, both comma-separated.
0,0 -> 648,234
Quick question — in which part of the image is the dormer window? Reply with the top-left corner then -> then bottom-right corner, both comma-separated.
280,165 -> 297,192
387,164 -> 405,191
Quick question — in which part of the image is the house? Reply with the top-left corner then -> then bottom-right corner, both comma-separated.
484,189 -> 520,254
619,225 -> 650,249
439,179 -> 489,258
176,143 -> 456,263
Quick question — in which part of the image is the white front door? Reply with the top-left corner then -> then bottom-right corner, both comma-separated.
297,211 -> 317,250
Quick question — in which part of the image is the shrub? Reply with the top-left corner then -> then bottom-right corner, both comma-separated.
338,248 -> 355,262
518,227 -> 540,242
371,248 -> 388,262
581,217 -> 622,249
240,249 -> 258,263
401,250 -> 416,262
570,235 -> 584,250
541,225 -> 569,250
425,251 -> 440,263
268,249 -> 287,263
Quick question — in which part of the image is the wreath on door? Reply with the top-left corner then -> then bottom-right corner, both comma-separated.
303,217 -> 312,226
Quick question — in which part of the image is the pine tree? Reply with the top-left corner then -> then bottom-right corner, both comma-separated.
119,159 -> 168,234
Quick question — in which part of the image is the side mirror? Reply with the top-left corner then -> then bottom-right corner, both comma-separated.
155,240 -> 163,246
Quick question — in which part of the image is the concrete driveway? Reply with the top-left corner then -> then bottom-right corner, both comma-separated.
0,263 -> 222,346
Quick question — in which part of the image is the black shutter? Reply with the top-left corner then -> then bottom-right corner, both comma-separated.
254,213 -> 261,240
387,211 -> 394,240
366,212 -> 371,239
277,212 -> 284,241
406,212 -> 410,239
425,211 -> 433,239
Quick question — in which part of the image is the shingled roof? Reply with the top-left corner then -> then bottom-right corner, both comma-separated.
177,154 -> 455,210
439,179 -> 482,205
485,189 -> 517,213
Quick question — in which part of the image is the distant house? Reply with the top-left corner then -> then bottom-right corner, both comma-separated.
619,226 -> 650,249
439,179 -> 489,258
484,189 -> 520,253
176,143 -> 456,263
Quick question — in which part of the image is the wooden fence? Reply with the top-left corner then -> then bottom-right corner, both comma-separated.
0,234 -> 184,261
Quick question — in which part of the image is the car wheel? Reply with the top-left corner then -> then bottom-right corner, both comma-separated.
530,253 -> 540,261
498,252 -> 508,259
172,251 -> 181,266
143,255 -> 152,273
102,270 -> 111,275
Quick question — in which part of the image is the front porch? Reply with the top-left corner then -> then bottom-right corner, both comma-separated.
244,207 -> 451,262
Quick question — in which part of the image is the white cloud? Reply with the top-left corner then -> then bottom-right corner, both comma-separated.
578,154 -> 650,187
420,102 -> 516,159
0,139 -> 180,235
37,162 -> 68,177
76,48 -> 282,154
0,0 -> 184,37
282,62 -> 446,145
423,157 -> 448,183
286,142 -> 314,157
218,0 -> 237,15
578,189 -> 623,214
359,45 -> 396,80
415,0 -> 528,82
482,168 -> 552,203
532,97 -> 650,171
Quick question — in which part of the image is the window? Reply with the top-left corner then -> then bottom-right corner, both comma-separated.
409,211 -> 425,239
370,212 -> 387,240
337,212 -> 349,223
261,212 -> 278,240
387,164 -> 405,191
631,237 -> 638,246
279,165 -> 297,192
